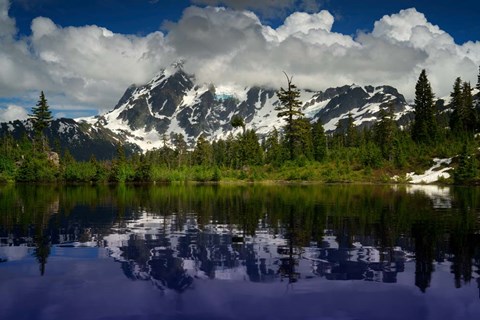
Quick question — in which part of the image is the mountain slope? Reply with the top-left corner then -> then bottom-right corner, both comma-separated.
6,67 -> 472,159
0,118 -> 140,160
80,66 -> 410,151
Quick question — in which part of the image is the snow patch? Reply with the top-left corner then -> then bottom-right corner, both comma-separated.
401,158 -> 453,184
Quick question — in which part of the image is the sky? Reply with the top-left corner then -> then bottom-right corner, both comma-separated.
0,0 -> 479,121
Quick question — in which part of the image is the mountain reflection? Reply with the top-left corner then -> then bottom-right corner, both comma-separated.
0,184 -> 480,296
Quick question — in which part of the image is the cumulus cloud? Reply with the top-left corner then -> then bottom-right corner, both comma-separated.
0,104 -> 29,122
0,0 -> 15,38
371,8 -> 480,97
29,16 -> 170,107
165,6 -> 479,98
0,0 -> 480,120
0,0 -> 173,113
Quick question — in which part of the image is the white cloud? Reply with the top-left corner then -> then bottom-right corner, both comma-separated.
371,8 -> 479,97
0,1 -> 480,121
167,6 -> 479,100
0,104 -> 29,122
0,0 -> 15,38
0,0 -> 173,113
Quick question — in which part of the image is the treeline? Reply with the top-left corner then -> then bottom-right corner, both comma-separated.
1,69 -> 480,184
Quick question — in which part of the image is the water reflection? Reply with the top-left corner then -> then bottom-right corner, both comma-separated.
1,183 -> 480,298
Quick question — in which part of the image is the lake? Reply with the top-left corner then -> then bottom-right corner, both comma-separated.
0,184 -> 479,320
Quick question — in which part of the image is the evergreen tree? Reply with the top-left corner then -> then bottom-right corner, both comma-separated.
224,133 -> 238,168
291,117 -> 313,160
462,82 -> 477,133
276,73 -> 304,160
172,133 -> 188,167
374,104 -> 397,161
238,130 -> 264,166
333,120 -> 345,149
454,143 -> 478,184
193,134 -> 213,166
230,115 -> 246,134
311,119 -> 327,162
264,128 -> 283,166
215,139 -> 231,167
412,70 -> 437,144
29,91 -> 53,150
477,65 -> 480,91
345,113 -> 359,148
449,77 -> 465,133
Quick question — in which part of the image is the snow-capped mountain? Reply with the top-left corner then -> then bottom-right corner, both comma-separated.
7,65 -> 470,159
77,65 -> 410,151
0,117 -> 140,160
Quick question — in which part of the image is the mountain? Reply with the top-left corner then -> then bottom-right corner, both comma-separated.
78,66 -> 411,150
0,117 -> 140,160
3,65 -> 463,160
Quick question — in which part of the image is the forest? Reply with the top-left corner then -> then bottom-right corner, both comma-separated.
0,68 -> 479,185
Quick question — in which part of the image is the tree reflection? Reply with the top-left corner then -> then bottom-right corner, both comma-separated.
33,225 -> 51,276
412,221 -> 435,293
277,207 -> 301,283
1,183 -> 480,296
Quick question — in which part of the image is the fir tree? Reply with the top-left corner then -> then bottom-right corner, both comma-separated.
449,77 -> 465,133
264,128 -> 283,166
311,119 -> 327,162
454,143 -> 478,184
239,130 -> 264,166
345,113 -> 359,148
477,65 -> 480,91
462,82 -> 477,133
230,115 -> 246,134
412,70 -> 437,144
291,117 -> 313,160
374,104 -> 397,161
193,134 -> 213,166
29,91 -> 53,150
172,133 -> 188,167
276,73 -> 304,160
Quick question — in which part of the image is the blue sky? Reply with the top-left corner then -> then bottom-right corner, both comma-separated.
9,0 -> 480,44
1,0 -> 479,121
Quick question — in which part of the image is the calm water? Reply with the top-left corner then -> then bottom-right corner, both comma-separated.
0,184 -> 479,320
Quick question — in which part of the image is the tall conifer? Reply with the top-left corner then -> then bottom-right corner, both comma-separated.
276,73 -> 304,160
412,70 -> 437,144
30,91 -> 53,135
29,91 -> 53,151
449,77 -> 465,133
477,65 -> 480,90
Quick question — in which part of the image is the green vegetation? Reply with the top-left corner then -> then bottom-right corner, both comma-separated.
1,68 -> 480,185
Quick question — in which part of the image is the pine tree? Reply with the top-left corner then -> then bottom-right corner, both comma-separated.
454,143 -> 478,184
412,70 -> 437,144
230,115 -> 246,135
29,91 -> 53,150
477,65 -> 480,91
462,82 -> 477,133
291,117 -> 313,160
172,133 -> 188,167
449,77 -> 465,133
264,128 -> 283,166
276,73 -> 304,160
345,113 -> 359,148
193,134 -> 213,166
312,119 -> 327,162
374,103 -> 397,161
239,130 -> 263,166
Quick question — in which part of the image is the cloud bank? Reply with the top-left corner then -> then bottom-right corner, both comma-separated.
0,0 -> 479,122
0,104 -> 29,122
